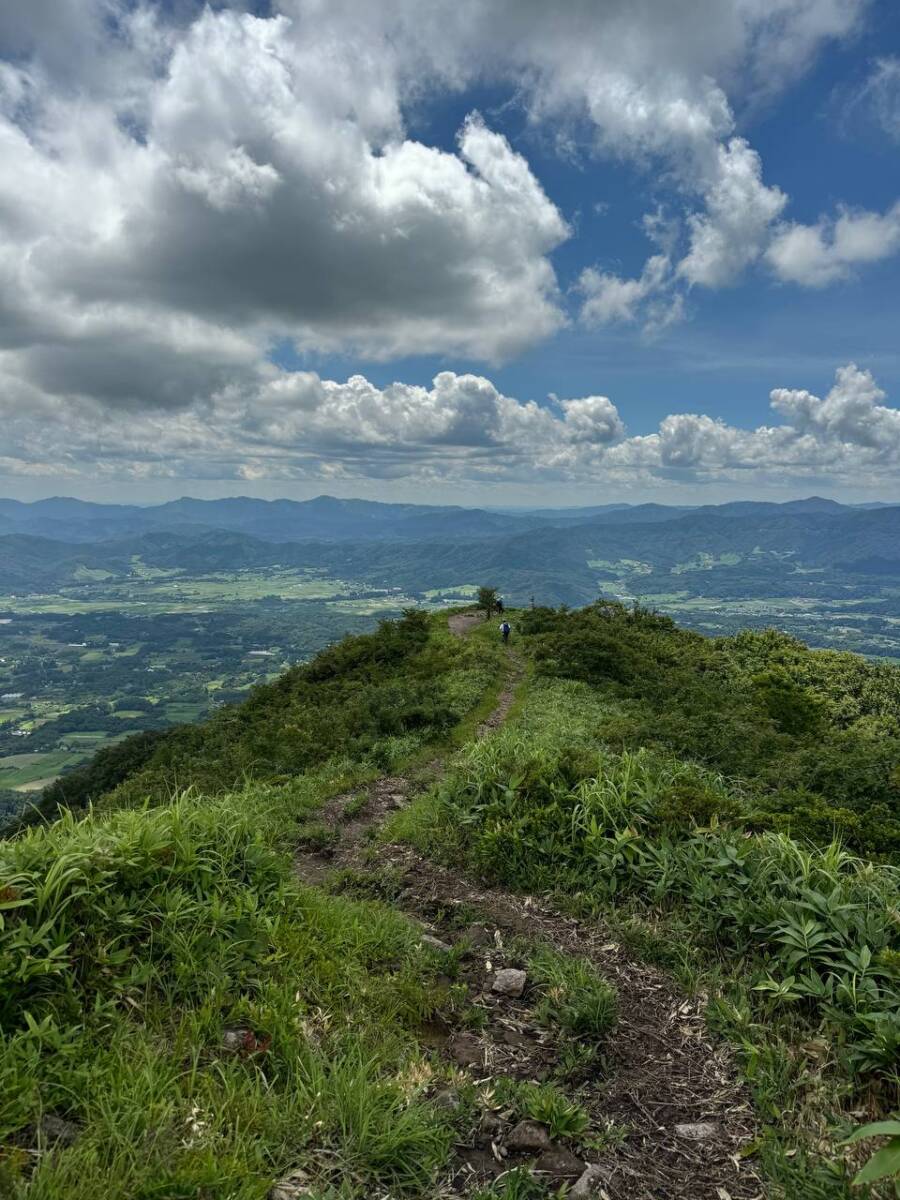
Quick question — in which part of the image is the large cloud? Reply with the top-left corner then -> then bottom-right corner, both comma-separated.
0,363 -> 627,483
0,0 -> 892,486
0,2 -> 569,394
295,0 -> 864,325
0,2 -> 877,380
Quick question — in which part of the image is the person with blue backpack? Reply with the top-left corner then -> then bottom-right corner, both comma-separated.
499,619 -> 511,644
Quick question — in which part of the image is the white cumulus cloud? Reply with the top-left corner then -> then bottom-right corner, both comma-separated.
0,0 -> 892,495
766,202 -> 900,286
1,362 -> 899,493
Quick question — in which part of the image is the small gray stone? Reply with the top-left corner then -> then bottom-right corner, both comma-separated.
431,1087 -> 462,1112
222,1027 -> 252,1052
571,1164 -> 611,1197
491,967 -> 527,997
534,1147 -> 586,1178
461,924 -> 493,947
39,1114 -> 79,1146
269,1170 -> 312,1200
674,1121 -> 718,1140
505,1119 -> 552,1151
420,933 -> 452,953
449,1032 -> 484,1068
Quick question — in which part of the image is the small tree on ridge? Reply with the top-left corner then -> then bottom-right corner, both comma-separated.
477,586 -> 499,619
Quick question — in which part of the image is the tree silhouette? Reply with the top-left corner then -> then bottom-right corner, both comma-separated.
477,586 -> 499,619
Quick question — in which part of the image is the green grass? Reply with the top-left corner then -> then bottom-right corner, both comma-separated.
393,662 -> 900,1195
489,1078 -> 590,1141
0,789 -> 461,1198
0,612 -> 513,1198
526,943 -> 617,1038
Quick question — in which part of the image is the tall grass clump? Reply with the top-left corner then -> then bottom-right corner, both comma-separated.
526,944 -> 617,1038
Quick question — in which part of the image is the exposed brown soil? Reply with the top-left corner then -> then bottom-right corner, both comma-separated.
447,611 -> 488,638
367,846 -> 762,1199
293,615 -> 764,1199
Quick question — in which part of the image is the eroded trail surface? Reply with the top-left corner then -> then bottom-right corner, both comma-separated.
294,616 -> 762,1200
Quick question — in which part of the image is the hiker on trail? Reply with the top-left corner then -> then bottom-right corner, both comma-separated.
496,598 -> 504,615
499,619 -> 511,644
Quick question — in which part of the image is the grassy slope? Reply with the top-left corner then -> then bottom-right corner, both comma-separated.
393,607 -> 900,1197
0,613 -> 512,1199
4,604 -> 900,1197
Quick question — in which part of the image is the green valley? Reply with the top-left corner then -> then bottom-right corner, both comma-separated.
0,576 -> 407,821
7,494 -> 900,822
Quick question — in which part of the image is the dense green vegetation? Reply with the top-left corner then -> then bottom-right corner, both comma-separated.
3,601 -> 900,1196
0,612 -> 509,1198
8,612 -> 496,830
520,603 -> 900,857
100,611 -> 496,808
0,594 -> 406,824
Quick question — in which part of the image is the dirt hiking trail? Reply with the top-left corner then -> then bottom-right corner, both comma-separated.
293,612 -> 763,1199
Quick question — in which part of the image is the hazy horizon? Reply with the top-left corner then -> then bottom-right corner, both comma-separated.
3,489 -> 900,512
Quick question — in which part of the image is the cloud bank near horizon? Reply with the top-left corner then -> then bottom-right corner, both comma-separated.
4,362 -> 900,495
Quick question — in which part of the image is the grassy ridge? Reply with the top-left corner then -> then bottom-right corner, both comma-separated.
5,601 -> 900,1195
392,605 -> 900,1196
11,611 -> 499,831
0,612 -> 508,1198
523,603 -> 900,856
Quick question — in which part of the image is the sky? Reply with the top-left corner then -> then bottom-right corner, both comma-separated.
1,0 -> 899,507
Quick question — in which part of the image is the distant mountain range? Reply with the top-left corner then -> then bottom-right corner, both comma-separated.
0,495 -> 556,544
0,493 -> 888,545
1,495 -> 899,605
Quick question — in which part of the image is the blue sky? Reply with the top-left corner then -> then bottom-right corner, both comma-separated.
1,1 -> 899,505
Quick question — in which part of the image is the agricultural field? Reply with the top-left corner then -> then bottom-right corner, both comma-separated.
0,566 -> 359,615
592,555 -> 900,659
0,568 -> 436,820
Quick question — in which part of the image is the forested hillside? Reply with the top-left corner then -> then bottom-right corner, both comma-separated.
2,606 -> 899,1198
